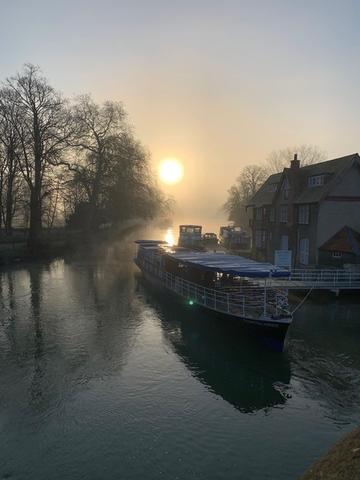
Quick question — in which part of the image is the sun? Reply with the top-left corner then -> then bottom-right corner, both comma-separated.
159,158 -> 184,185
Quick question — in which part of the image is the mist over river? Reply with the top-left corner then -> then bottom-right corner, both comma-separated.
0,226 -> 359,480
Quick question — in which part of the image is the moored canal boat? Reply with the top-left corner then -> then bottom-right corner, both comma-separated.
178,225 -> 203,248
134,240 -> 293,351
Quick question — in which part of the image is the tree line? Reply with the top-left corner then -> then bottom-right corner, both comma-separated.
0,64 -> 169,250
223,144 -> 326,227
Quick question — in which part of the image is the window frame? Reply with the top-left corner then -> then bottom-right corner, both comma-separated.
298,204 -> 310,224
279,205 -> 288,224
308,175 -> 325,187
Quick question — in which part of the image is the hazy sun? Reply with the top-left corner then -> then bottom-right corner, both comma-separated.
159,158 -> 184,185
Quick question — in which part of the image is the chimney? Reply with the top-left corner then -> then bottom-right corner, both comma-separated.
291,153 -> 300,169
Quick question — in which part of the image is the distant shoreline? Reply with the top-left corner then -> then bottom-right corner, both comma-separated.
0,219 -> 146,266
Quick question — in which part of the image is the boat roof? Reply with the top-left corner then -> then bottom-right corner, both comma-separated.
167,250 -> 290,278
179,224 -> 202,227
135,240 -> 290,277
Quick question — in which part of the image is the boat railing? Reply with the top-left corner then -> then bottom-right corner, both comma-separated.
137,256 -> 289,320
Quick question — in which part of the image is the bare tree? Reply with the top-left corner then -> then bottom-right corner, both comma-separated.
66,95 -> 128,229
223,164 -> 267,227
3,64 -> 72,248
0,88 -> 22,234
266,144 -> 326,174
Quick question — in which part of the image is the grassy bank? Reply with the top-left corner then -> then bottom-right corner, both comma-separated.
300,426 -> 360,479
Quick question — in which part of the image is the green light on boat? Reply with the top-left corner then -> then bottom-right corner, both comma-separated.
188,300 -> 194,306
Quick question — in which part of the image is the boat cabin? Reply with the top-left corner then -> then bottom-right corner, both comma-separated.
219,225 -> 250,250
178,225 -> 203,248
202,232 -> 218,246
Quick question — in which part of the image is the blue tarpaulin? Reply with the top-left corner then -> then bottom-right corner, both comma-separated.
168,251 -> 290,278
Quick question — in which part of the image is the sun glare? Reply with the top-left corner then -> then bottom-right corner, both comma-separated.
159,158 -> 184,185
164,228 -> 175,246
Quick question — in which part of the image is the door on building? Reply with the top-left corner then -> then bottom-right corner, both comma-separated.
280,235 -> 289,250
299,238 -> 309,265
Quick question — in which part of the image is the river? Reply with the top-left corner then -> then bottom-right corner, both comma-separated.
0,226 -> 359,480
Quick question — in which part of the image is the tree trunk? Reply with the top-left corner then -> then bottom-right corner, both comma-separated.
5,147 -> 15,235
88,153 -> 103,231
28,187 -> 42,250
28,124 -> 43,250
28,113 -> 43,251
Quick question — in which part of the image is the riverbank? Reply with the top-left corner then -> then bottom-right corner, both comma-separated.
300,426 -> 360,479
0,219 -> 146,265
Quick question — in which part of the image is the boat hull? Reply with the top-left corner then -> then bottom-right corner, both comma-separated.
137,267 -> 291,352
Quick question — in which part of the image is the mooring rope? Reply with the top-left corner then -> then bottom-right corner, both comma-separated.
291,286 -> 314,315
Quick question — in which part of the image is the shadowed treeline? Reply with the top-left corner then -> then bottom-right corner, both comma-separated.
0,64 -> 171,253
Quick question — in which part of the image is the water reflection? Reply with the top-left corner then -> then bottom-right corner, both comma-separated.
289,297 -> 360,423
138,280 -> 291,413
29,266 -> 45,408
164,227 -> 175,246
0,259 -> 143,416
138,280 -> 360,422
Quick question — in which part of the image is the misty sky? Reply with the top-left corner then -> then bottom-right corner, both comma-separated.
1,0 -> 360,224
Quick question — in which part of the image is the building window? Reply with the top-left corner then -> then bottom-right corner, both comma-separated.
255,208 -> 262,220
269,207 -> 275,222
298,204 -> 310,224
308,175 -> 325,187
255,230 -> 266,248
279,205 -> 288,223
332,251 -> 342,258
299,238 -> 309,265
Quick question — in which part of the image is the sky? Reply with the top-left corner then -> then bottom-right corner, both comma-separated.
1,0 -> 360,227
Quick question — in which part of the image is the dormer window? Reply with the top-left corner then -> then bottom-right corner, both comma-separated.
308,175 -> 325,187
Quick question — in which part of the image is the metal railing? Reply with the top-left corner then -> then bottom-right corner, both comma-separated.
273,269 -> 360,289
136,255 -> 290,320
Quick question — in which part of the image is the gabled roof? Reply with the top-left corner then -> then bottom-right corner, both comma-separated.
246,172 -> 282,207
319,226 -> 360,255
294,153 -> 359,204
247,153 -> 360,207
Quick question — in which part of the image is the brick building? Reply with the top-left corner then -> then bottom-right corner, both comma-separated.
246,153 -> 360,267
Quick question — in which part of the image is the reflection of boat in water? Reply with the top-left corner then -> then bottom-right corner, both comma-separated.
138,280 -> 291,413
134,240 -> 293,351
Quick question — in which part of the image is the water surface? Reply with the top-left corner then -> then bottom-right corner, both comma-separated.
0,230 -> 359,480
